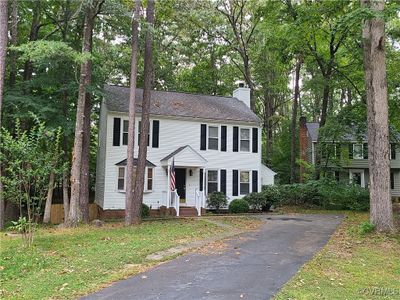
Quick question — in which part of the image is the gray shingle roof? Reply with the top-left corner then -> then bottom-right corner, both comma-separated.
104,85 -> 260,124
115,158 -> 156,167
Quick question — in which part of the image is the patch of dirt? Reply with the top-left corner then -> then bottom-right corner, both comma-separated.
197,240 -> 229,255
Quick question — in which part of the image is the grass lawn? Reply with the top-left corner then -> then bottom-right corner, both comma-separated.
0,217 -> 260,300
275,207 -> 400,300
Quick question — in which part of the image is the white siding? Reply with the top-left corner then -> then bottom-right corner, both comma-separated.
94,102 -> 108,207
101,112 -> 263,210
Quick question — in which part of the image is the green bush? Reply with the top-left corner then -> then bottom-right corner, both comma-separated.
229,199 -> 250,213
207,192 -> 228,213
359,221 -> 375,235
141,203 -> 150,218
260,179 -> 369,211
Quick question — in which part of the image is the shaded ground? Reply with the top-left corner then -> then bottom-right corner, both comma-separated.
82,214 -> 342,300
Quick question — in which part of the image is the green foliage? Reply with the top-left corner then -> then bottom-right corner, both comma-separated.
207,192 -> 228,213
228,199 -> 250,214
141,204 -> 150,218
9,217 -> 36,247
260,180 -> 369,211
359,221 -> 375,235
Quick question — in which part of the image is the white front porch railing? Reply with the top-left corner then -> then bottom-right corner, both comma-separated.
195,188 -> 205,216
171,189 -> 180,217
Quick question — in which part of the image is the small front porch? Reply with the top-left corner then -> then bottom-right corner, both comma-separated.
160,145 -> 208,217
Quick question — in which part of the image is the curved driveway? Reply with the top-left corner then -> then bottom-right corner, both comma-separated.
82,214 -> 342,300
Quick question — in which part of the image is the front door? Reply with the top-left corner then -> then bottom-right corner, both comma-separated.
175,168 -> 186,202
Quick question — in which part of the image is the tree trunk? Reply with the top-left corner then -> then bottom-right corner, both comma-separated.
43,172 -> 55,224
319,70 -> 332,127
132,0 -> 154,223
66,1 -> 96,227
0,0 -> 8,230
125,0 -> 141,226
361,0 -> 394,232
290,57 -> 302,183
80,95 -> 91,224
23,0 -> 41,82
9,0 -> 18,87
62,169 -> 70,223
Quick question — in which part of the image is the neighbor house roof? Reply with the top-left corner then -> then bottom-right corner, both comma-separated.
104,85 -> 260,124
306,122 -> 399,142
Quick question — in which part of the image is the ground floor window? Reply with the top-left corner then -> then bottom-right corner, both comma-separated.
390,172 -> 395,190
240,171 -> 250,195
207,170 -> 218,193
117,166 -> 153,191
349,170 -> 365,188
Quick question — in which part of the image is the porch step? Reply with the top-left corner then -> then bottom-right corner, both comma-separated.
179,206 -> 199,217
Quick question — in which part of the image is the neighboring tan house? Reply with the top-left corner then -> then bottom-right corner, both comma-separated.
95,85 -> 276,217
299,117 -> 400,198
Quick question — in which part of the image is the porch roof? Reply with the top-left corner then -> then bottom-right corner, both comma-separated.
160,145 -> 207,167
115,158 -> 156,167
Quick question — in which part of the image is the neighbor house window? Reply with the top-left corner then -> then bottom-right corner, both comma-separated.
117,167 -> 125,190
207,170 -> 218,193
146,168 -> 153,191
208,126 -> 219,150
353,144 -> 363,159
390,144 -> 397,160
240,128 -> 250,152
122,120 -> 129,145
240,171 -> 250,195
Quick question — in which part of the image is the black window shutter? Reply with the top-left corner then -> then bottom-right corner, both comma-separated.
233,126 -> 239,152
200,169 -> 204,191
391,144 -> 396,160
363,143 -> 368,159
220,169 -> 227,194
200,124 -> 207,150
348,143 -> 353,159
221,126 -> 227,151
252,128 -> 258,153
233,170 -> 238,196
252,170 -> 258,193
113,118 -> 121,146
152,120 -> 159,148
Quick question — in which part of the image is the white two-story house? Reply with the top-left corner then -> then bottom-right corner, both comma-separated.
95,85 -> 275,217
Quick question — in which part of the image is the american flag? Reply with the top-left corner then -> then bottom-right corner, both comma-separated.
170,158 -> 176,191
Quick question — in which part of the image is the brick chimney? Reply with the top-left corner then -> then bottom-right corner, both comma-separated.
299,116 -> 308,183
233,83 -> 251,108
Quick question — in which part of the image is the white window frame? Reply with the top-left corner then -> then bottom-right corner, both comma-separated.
239,170 -> 251,195
207,169 -> 219,194
145,167 -> 154,192
353,143 -> 364,159
117,167 -> 126,191
122,120 -> 129,145
239,127 -> 251,152
349,169 -> 365,188
207,125 -> 219,151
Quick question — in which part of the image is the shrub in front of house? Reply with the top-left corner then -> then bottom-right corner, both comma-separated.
260,179 -> 369,211
243,190 -> 275,212
141,203 -> 150,218
207,192 -> 228,213
229,199 -> 250,213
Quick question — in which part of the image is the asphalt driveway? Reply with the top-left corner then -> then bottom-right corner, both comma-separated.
81,214 -> 342,300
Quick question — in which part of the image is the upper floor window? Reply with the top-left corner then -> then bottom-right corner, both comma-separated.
207,170 -> 218,193
240,128 -> 250,152
353,144 -> 363,159
208,126 -> 219,150
240,171 -> 250,195
122,120 -> 129,145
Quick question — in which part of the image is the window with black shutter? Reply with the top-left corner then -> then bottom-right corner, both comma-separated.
232,170 -> 238,196
233,126 -> 239,152
348,143 -> 354,159
152,120 -> 159,148
138,121 -> 150,146
391,144 -> 397,160
113,118 -> 121,146
221,126 -> 227,151
200,169 -> 204,191
220,169 -> 226,194
200,124 -> 207,150
390,172 -> 394,190
252,128 -> 258,153
252,170 -> 258,193
363,143 -> 368,159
